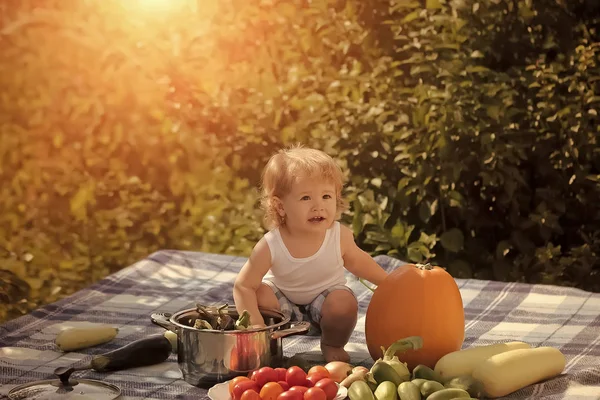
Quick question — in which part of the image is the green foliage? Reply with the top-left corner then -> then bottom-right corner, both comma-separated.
332,0 -> 600,286
0,0 -> 267,322
1,0 -> 599,323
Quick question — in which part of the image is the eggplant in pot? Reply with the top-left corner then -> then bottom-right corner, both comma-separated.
151,305 -> 310,385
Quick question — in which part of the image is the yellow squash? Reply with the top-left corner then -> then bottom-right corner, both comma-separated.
472,346 -> 566,398
55,325 -> 118,352
434,341 -> 531,380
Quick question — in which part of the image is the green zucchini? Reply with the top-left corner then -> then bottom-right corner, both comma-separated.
90,334 -> 172,372
397,381 -> 420,400
412,364 -> 443,384
348,380 -> 376,400
374,381 -> 398,400
426,388 -> 470,400
368,380 -> 378,392
443,375 -> 483,398
372,362 -> 404,386
420,381 -> 445,398
410,378 -> 430,389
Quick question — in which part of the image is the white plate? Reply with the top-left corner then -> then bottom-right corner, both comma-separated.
208,380 -> 348,400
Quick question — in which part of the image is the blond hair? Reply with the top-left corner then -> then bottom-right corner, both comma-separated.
260,145 -> 348,229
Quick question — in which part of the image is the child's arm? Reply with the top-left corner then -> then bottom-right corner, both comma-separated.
233,238 -> 272,327
340,224 -> 388,286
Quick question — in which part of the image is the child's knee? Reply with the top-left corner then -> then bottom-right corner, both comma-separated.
256,283 -> 279,310
321,290 -> 358,321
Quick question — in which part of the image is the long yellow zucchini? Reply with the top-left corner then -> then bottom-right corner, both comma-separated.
55,326 -> 118,351
434,341 -> 531,380
472,346 -> 566,398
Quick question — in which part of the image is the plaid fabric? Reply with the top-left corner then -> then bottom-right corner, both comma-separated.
0,250 -> 599,399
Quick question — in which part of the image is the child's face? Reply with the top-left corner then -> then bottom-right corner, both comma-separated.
278,175 -> 337,234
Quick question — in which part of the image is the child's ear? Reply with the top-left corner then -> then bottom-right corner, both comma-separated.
273,196 -> 285,217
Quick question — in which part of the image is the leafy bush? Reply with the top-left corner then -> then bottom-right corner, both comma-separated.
1,0 -> 598,323
333,0 -> 600,289
0,1 -> 267,322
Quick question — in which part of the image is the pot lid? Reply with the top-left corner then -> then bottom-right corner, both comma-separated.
8,378 -> 121,400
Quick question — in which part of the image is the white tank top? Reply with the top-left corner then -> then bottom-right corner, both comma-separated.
263,221 -> 347,305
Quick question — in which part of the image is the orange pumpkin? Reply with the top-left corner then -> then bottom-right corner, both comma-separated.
364,263 -> 465,370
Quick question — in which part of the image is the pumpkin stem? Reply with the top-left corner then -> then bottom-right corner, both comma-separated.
415,263 -> 434,271
359,278 -> 377,292
383,336 -> 423,359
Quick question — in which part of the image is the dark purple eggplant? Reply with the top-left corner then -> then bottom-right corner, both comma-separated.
90,334 -> 172,372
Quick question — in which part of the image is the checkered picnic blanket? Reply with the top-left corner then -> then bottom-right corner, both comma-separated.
1,250 -> 599,399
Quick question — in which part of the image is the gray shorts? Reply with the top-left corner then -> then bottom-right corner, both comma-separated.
263,280 -> 356,334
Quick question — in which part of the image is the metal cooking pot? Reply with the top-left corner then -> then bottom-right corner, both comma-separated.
151,306 -> 310,385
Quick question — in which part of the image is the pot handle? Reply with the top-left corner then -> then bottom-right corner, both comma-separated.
150,312 -> 177,332
270,321 -> 311,340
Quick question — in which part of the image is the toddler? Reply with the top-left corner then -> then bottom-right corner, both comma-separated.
233,145 -> 388,362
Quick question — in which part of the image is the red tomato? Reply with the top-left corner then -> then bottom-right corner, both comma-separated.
277,390 -> 305,400
307,366 -> 330,378
240,390 -> 261,400
314,378 -> 338,400
306,375 -> 323,387
304,379 -> 315,388
286,366 -> 307,387
289,386 -> 310,395
275,367 -> 288,381
304,387 -> 327,400
229,376 -> 250,396
248,370 -> 259,380
232,381 -> 260,400
255,367 -> 279,387
260,382 -> 284,400
277,381 -> 290,391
